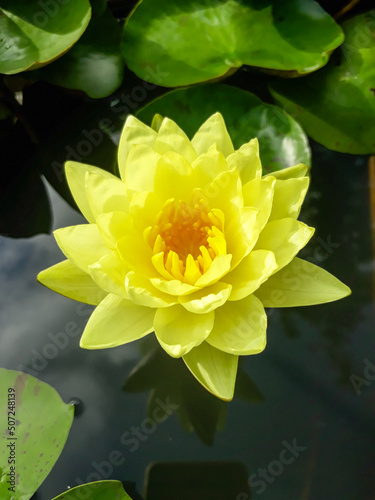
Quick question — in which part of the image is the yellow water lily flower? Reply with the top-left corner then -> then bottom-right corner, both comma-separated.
38,112 -> 351,400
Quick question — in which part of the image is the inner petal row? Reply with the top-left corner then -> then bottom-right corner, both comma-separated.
145,198 -> 226,284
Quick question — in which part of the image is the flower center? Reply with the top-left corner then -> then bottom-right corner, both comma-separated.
146,198 -> 226,284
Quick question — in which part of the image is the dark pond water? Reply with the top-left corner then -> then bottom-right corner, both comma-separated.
1,142 -> 374,500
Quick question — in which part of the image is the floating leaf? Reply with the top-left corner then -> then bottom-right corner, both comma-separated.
51,480 -> 133,500
122,0 -> 344,87
137,84 -> 311,173
0,369 -> 74,500
269,11 -> 375,154
34,8 -> 124,98
0,0 -> 91,74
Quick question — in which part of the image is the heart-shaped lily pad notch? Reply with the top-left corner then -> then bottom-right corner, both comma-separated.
137,84 -> 311,173
122,0 -> 344,87
269,11 -> 375,154
51,480 -> 133,500
0,369 -> 74,500
0,0 -> 91,74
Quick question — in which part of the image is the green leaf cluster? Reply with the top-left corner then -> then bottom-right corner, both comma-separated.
0,0 -> 373,237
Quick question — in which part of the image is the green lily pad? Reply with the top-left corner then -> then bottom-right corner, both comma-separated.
269,11 -> 375,154
122,0 -> 344,87
0,0 -> 91,74
34,8 -> 124,98
51,480 -> 133,499
0,369 -> 74,500
137,84 -> 311,173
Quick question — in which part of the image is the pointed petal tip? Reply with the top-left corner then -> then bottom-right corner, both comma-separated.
182,357 -> 235,401
124,114 -> 138,126
339,283 -> 352,299
36,270 -> 46,286
151,113 -> 164,131
79,338 -> 106,350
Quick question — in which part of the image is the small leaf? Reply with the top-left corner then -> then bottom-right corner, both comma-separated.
0,369 -> 74,500
137,84 -> 311,173
51,480 -> 133,500
0,0 -> 92,74
122,0 -> 344,87
269,11 -> 375,154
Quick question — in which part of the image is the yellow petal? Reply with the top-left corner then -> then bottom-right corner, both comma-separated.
268,177 -> 309,221
123,144 -> 160,192
192,143 -> 229,187
86,172 -> 129,219
226,138 -> 262,184
225,207 -> 260,268
184,254 -> 203,285
125,271 -> 177,308
179,282 -> 232,314
191,112 -> 234,157
195,254 -> 232,287
255,218 -> 314,271
54,224 -> 109,273
264,163 -> 308,180
37,259 -> 107,305
96,211 -> 131,249
154,117 -> 197,163
80,293 -> 154,349
151,252 -> 174,280
117,235 -> 156,278
255,257 -> 351,307
225,249 -> 278,301
151,113 -> 163,131
154,305 -> 214,358
89,253 -> 127,298
242,176 -> 275,231
154,152 -> 194,203
118,115 -> 157,180
129,191 -> 163,233
150,277 -> 199,296
65,161 -> 120,223
206,294 -> 267,355
183,342 -> 238,401
194,168 -> 243,217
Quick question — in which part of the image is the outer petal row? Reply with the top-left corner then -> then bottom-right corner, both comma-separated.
183,342 -> 238,401
80,293 -> 155,349
154,306 -> 214,358
54,224 -> 110,273
37,260 -> 107,305
255,257 -> 351,307
254,218 -> 314,271
206,294 -> 267,355
65,162 -> 124,223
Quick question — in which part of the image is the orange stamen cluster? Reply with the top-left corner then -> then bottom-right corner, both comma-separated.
145,197 -> 226,284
